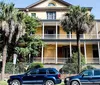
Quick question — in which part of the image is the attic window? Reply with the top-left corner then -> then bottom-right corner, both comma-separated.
48,3 -> 55,6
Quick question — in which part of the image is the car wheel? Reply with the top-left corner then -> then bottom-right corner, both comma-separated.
45,80 -> 54,85
71,81 -> 80,85
11,80 -> 21,85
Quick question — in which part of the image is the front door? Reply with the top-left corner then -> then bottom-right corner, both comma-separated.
79,70 -> 93,85
22,69 -> 37,84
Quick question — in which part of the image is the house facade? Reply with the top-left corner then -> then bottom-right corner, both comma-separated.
20,0 -> 100,65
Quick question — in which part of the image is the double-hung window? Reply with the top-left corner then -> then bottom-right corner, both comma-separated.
47,12 -> 56,20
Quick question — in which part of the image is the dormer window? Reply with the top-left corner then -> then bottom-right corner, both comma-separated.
48,3 -> 55,6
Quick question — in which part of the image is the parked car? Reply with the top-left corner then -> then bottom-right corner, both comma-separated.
64,69 -> 100,85
8,68 -> 61,85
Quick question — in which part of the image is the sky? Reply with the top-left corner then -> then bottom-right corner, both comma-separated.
1,0 -> 100,19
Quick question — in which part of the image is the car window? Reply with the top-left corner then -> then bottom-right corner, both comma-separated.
48,69 -> 56,74
28,69 -> 37,74
94,70 -> 100,76
38,69 -> 46,74
82,70 -> 93,76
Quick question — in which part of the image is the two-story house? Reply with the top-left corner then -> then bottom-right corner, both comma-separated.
19,0 -> 100,68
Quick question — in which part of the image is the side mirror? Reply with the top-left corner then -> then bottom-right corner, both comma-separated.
82,74 -> 88,77
25,73 -> 28,76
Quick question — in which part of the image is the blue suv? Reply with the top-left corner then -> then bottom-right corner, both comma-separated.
8,68 -> 61,85
64,69 -> 100,85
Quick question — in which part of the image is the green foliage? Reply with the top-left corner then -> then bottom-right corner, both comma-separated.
15,15 -> 43,62
61,6 -> 94,33
82,65 -> 96,71
27,62 -> 44,71
60,52 -> 85,74
5,62 -> 27,74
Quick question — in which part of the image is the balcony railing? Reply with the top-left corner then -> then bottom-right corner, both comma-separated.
34,34 -> 100,39
33,57 -> 100,64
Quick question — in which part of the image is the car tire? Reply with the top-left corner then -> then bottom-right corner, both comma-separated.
11,79 -> 21,85
71,81 -> 80,85
44,80 -> 55,85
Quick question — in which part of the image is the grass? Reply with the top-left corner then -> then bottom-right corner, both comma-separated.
58,82 -> 64,85
0,81 -> 7,85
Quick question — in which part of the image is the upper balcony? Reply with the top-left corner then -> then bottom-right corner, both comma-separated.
34,34 -> 100,42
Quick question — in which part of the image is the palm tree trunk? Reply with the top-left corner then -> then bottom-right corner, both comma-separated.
1,45 -> 7,80
76,33 -> 81,73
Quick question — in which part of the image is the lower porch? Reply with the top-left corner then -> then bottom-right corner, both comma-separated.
33,42 -> 100,64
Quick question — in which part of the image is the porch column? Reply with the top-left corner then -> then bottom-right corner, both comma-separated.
69,32 -> 72,57
98,42 -> 100,64
56,42 -> 58,63
42,22 -> 44,39
56,22 -> 58,39
84,42 -> 87,63
41,45 -> 44,63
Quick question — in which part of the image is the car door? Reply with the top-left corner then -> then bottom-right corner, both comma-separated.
79,70 -> 93,85
91,70 -> 100,84
22,69 -> 37,84
35,69 -> 47,84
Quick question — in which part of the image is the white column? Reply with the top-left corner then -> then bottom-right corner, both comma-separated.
41,45 -> 44,63
69,32 -> 72,57
56,22 -> 58,39
84,42 -> 87,63
69,32 -> 71,39
70,42 -> 72,57
98,42 -> 100,64
56,42 -> 58,63
42,22 -> 44,39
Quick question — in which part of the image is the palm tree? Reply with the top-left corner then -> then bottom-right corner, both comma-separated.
61,6 -> 94,73
0,2 -> 25,80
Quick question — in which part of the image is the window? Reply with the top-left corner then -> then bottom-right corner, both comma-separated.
82,70 -> 93,76
31,13 -> 36,17
47,12 -> 56,20
28,69 -> 37,74
48,69 -> 56,74
48,3 -> 55,6
38,69 -> 46,74
94,70 -> 100,76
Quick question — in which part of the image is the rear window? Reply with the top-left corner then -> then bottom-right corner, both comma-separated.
94,70 -> 100,76
48,69 -> 56,74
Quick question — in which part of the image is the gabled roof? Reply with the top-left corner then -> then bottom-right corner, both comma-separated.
26,0 -> 72,8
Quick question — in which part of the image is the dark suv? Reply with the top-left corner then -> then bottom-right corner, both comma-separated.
8,68 -> 61,85
64,69 -> 100,85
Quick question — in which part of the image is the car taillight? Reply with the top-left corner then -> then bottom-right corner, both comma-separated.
58,74 -> 61,79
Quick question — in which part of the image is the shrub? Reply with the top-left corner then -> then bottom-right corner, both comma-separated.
82,65 -> 96,71
5,62 -> 14,74
27,62 -> 44,71
59,52 -> 85,74
5,62 -> 27,74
